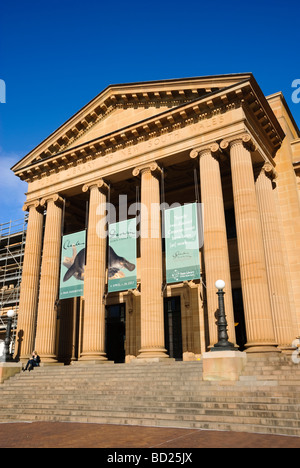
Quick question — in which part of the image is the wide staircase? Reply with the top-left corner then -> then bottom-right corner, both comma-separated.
0,355 -> 300,437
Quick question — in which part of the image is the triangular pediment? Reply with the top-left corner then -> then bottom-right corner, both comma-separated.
12,73 -> 285,179
12,74 -> 254,172
66,104 -> 177,150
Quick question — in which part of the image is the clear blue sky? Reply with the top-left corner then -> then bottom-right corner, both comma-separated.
0,0 -> 299,224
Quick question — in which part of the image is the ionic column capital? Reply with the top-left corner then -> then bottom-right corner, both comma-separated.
254,162 -> 278,182
23,199 -> 44,213
262,162 -> 278,180
220,133 -> 257,152
132,161 -> 162,178
40,194 -> 64,208
190,142 -> 220,159
82,179 -> 109,194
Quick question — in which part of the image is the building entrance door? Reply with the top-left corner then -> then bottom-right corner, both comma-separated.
164,297 -> 183,360
105,304 -> 126,363
232,288 -> 247,350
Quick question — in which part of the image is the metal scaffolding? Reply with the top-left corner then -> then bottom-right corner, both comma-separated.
0,216 -> 28,354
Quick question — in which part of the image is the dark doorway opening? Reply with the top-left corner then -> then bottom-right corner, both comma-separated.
232,288 -> 247,350
105,304 -> 126,363
164,297 -> 183,360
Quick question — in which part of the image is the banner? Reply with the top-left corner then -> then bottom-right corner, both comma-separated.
165,203 -> 201,284
108,219 -> 137,293
59,230 -> 86,300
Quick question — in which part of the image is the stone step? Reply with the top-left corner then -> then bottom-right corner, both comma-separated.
0,414 -> 297,438
4,382 -> 300,394
12,371 -> 300,382
0,411 -> 296,437
1,388 -> 299,405
1,399 -> 299,419
1,357 -> 300,437
0,402 -> 299,424
0,406 -> 299,433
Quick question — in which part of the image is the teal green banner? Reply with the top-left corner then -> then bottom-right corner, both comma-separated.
108,219 -> 137,293
165,203 -> 201,284
59,230 -> 86,300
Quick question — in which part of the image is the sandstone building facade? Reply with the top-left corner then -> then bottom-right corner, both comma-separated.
11,74 -> 300,364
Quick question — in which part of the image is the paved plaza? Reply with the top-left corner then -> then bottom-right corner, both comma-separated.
0,422 -> 299,448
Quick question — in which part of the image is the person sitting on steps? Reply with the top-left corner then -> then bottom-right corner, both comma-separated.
23,351 -> 41,372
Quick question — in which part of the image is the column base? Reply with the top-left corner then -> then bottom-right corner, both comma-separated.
245,343 -> 280,354
73,360 -> 114,366
79,352 -> 109,363
40,362 -> 64,367
39,356 -> 58,364
137,347 -> 170,362
278,346 -> 295,355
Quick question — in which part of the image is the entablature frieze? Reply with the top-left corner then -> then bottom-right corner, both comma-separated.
22,116 -> 279,205
24,110 -> 243,201
17,103 -> 239,183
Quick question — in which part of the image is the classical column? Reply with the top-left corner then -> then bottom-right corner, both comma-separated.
16,201 -> 44,361
221,135 -> 278,353
35,194 -> 64,362
79,180 -> 108,362
256,163 -> 295,349
133,162 -> 168,360
190,144 -> 236,348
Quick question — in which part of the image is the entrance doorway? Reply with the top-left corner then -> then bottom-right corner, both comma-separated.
232,288 -> 247,350
164,297 -> 183,360
105,304 -> 126,363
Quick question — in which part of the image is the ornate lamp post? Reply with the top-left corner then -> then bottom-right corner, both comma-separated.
211,280 -> 235,352
3,309 -> 16,362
